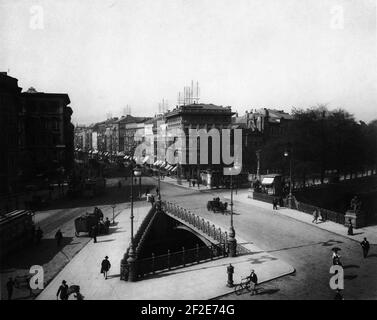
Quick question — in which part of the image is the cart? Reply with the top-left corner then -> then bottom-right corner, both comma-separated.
207,197 -> 228,214
74,210 -> 108,237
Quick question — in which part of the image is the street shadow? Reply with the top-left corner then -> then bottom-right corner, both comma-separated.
109,230 -> 127,234
106,274 -> 120,279
351,232 -> 364,236
246,255 -> 278,264
257,288 -> 280,296
0,237 -> 74,271
321,239 -> 344,247
367,254 -> 377,258
266,239 -> 347,254
96,239 -> 115,243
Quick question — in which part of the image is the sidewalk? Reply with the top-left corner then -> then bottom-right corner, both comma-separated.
156,176 -> 210,191
220,189 -> 377,245
37,203 -> 294,300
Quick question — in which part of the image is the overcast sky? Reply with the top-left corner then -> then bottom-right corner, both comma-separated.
1,0 -> 376,124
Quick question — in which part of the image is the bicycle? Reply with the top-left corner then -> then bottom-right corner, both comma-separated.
234,277 -> 251,295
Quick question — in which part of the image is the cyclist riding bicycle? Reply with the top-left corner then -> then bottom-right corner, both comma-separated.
244,269 -> 258,295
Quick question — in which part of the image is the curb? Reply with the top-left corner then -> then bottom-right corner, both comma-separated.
210,266 -> 296,300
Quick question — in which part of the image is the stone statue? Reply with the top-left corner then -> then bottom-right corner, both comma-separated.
350,196 -> 361,212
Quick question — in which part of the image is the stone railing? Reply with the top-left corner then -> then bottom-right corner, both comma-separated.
162,201 -> 228,245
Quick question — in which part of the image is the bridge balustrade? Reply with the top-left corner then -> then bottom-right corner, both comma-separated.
162,201 -> 229,246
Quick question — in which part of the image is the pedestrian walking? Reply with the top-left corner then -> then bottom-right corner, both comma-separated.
101,256 -> 111,279
118,180 -> 122,189
360,237 -> 370,258
104,217 -> 111,232
272,198 -> 278,210
36,226 -> 43,244
247,269 -> 258,295
92,224 -> 98,243
347,219 -> 353,236
312,209 -> 319,224
318,209 -> 325,222
56,280 -> 69,300
55,229 -> 63,247
6,277 -> 15,300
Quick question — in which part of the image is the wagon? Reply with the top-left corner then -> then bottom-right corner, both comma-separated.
74,209 -> 108,237
207,197 -> 228,214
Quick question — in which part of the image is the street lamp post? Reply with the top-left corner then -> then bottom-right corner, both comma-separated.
284,149 -> 293,208
228,173 -> 237,257
120,163 -> 142,282
157,167 -> 161,201
256,149 -> 261,182
111,204 -> 116,224
139,174 -> 142,199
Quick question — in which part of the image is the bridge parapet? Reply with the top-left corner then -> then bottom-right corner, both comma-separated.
162,201 -> 228,245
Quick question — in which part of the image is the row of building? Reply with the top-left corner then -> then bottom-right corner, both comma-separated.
0,72 -> 74,195
75,103 -> 292,186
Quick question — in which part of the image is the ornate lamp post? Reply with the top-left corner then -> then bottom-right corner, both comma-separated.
120,163 -> 141,282
111,204 -> 116,224
284,148 -> 293,208
256,149 -> 261,182
157,166 -> 161,201
228,167 -> 239,257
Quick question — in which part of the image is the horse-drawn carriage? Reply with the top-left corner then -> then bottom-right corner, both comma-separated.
207,197 -> 228,214
74,207 -> 109,237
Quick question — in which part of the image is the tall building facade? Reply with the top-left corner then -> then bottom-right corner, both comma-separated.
0,72 -> 22,194
164,103 -> 235,184
19,87 -> 74,179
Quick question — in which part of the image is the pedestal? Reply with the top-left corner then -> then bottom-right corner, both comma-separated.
228,237 -> 237,257
344,210 -> 365,229
120,257 -> 129,281
127,255 -> 138,282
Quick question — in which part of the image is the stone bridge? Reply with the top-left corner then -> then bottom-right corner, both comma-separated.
120,200 -> 238,281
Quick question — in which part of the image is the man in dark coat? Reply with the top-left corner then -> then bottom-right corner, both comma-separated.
6,277 -> 15,300
55,229 -> 63,247
36,227 -> 43,244
104,218 -> 111,233
272,198 -> 278,210
361,238 -> 370,258
92,224 -> 98,243
247,269 -> 258,295
347,219 -> 354,235
56,280 -> 69,300
101,256 -> 111,279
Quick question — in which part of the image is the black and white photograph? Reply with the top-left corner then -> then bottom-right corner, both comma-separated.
1,0 -> 376,306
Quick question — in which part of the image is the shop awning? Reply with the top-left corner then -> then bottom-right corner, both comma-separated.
142,156 -> 150,164
261,177 -> 275,185
171,166 -> 177,172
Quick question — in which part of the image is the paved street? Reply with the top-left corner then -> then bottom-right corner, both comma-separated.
158,179 -> 377,300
